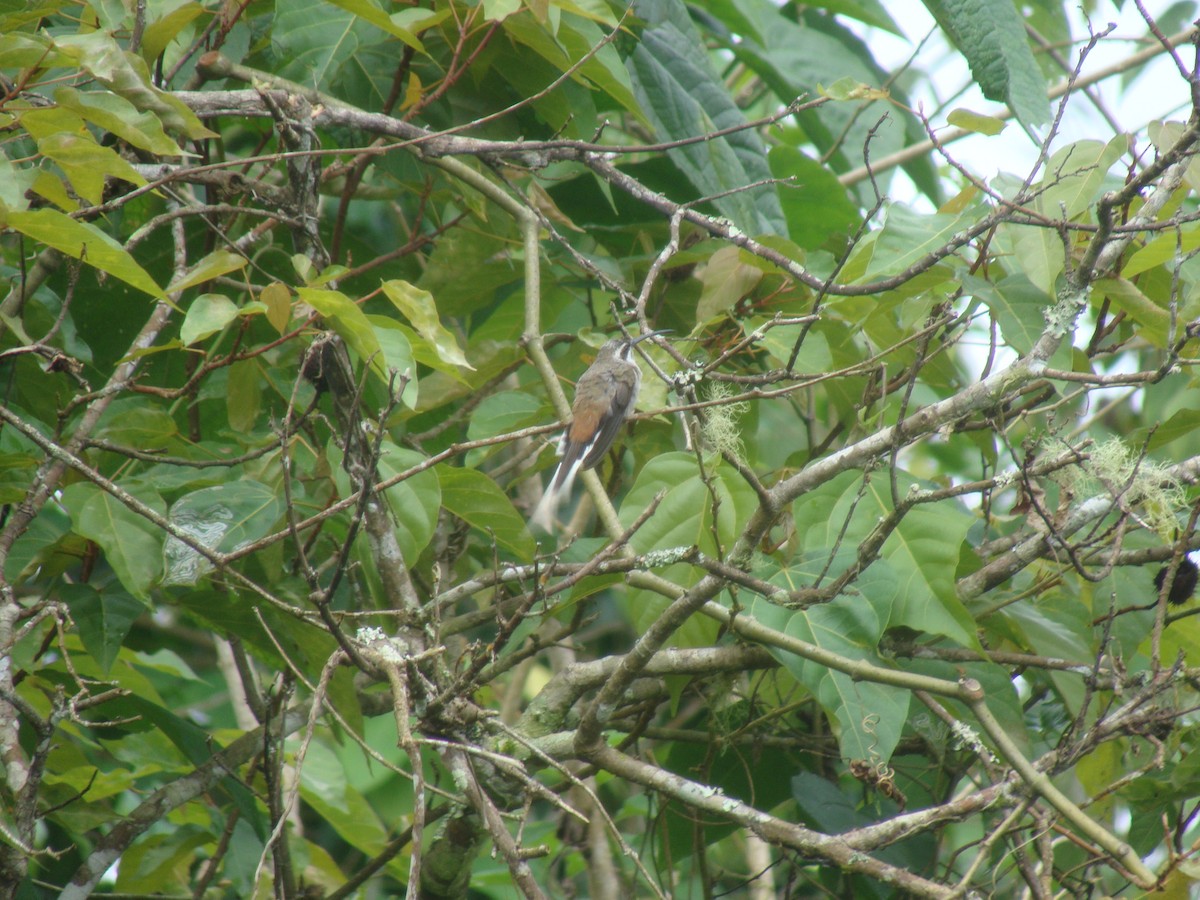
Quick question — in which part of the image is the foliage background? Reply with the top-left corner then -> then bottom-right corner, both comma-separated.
2,0 -> 1200,896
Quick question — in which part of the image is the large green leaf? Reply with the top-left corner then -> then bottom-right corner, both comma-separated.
161,481 -> 285,586
60,582 -> 148,674
962,272 -> 1050,355
299,739 -> 391,856
35,131 -> 145,205
51,31 -> 215,138
626,0 -> 786,237
619,452 -> 758,555
438,465 -> 535,562
860,203 -> 977,283
792,469 -> 979,647
328,442 -> 440,564
325,0 -> 427,50
769,146 -> 861,250
168,249 -> 248,295
923,0 -> 1049,130
302,289 -> 386,381
694,246 -> 763,324
616,452 -> 758,646
502,12 -> 640,120
751,552 -> 909,762
272,0 -> 380,88
380,279 -> 474,370
53,85 -> 181,156
709,2 -> 937,201
0,207 -> 164,298
62,482 -> 166,600
180,293 -> 238,345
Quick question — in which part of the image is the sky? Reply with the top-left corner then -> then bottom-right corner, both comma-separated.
863,1 -> 1193,187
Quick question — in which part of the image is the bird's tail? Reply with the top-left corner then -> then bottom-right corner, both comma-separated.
530,457 -> 581,531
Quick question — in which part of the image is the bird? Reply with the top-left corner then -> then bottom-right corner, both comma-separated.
531,330 -> 669,531
1154,553 -> 1199,606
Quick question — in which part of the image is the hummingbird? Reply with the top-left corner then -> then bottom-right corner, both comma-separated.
531,330 -> 669,531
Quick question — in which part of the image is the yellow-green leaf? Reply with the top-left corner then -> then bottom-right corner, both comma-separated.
56,87 -> 185,157
325,0 -> 426,50
947,108 -> 1007,136
139,2 -> 206,66
181,293 -> 238,345
260,282 -> 292,334
0,150 -> 36,211
380,279 -> 474,370
818,77 -> 888,101
0,207 -> 164,298
298,287 -> 386,380
37,132 -> 146,205
168,249 -> 247,294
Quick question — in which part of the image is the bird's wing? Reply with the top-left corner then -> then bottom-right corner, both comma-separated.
576,373 -> 637,470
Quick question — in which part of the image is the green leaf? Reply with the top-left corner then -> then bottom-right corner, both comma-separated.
769,146 -> 861,249
260,281 -> 293,333
161,481 -> 285,586
272,0 -> 372,89
417,224 -> 522,317
923,0 -> 1049,129
946,107 -> 1007,136
376,444 -> 440,562
0,150 -> 36,211
133,647 -> 204,681
620,452 -> 758,555
1094,276 -> 1172,347
299,287 -> 385,379
172,589 -> 341,679
55,87 -> 185,157
328,442 -> 440,564
95,399 -> 179,447
366,315 -> 419,407
792,469 -> 979,647
62,482 -> 165,600
962,273 -> 1050,355
36,132 -> 145,205
114,828 -> 210,893
865,202 -> 983,282
324,0 -> 426,50
501,13 -> 639,119
1147,408 -> 1200,451
5,501 -> 72,586
755,319 -> 832,373
626,0 -> 786,236
0,207 -> 164,298
299,739 -> 390,856
60,582 -> 147,674
180,293 -> 238,345
1033,137 -> 1128,222
998,137 -> 1129,293
168,249 -> 248,294
226,358 -> 263,433
695,246 -> 763,323
0,452 -> 37,504
51,32 -> 216,139
751,552 -> 909,762
1123,224 -> 1200,278
817,76 -> 888,101
615,453 -> 758,646
466,391 -> 544,444
380,279 -> 474,370
438,466 -> 535,561
0,31 -> 71,69
139,2 -> 207,67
